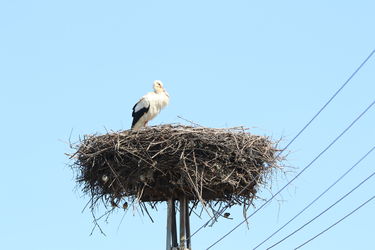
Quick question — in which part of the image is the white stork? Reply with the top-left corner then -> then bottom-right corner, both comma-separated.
131,80 -> 169,130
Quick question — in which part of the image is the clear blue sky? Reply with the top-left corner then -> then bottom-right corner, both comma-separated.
1,1 -> 374,249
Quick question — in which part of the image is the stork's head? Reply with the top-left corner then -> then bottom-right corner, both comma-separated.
153,80 -> 165,93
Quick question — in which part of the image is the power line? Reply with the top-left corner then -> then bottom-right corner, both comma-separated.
294,194 -> 375,249
280,49 -> 375,153
189,206 -> 228,239
189,49 -> 375,242
205,99 -> 375,250
253,145 -> 375,249
266,169 -> 375,249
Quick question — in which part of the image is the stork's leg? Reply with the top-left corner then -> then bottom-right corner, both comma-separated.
144,121 -> 148,127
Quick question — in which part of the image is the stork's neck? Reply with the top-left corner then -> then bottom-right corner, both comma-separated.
154,88 -> 165,94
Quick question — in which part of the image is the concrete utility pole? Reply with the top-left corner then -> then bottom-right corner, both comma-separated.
166,196 -> 191,250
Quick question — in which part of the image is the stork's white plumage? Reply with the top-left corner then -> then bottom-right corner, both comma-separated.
131,80 -> 169,130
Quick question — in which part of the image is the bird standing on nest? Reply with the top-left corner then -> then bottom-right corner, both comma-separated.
131,80 -> 170,130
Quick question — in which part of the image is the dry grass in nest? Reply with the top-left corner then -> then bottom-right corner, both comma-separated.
69,124 -> 284,223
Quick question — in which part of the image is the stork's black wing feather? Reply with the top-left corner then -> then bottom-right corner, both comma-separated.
131,101 -> 150,128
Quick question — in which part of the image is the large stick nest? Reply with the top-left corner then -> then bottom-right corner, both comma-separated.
70,124 -> 283,216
